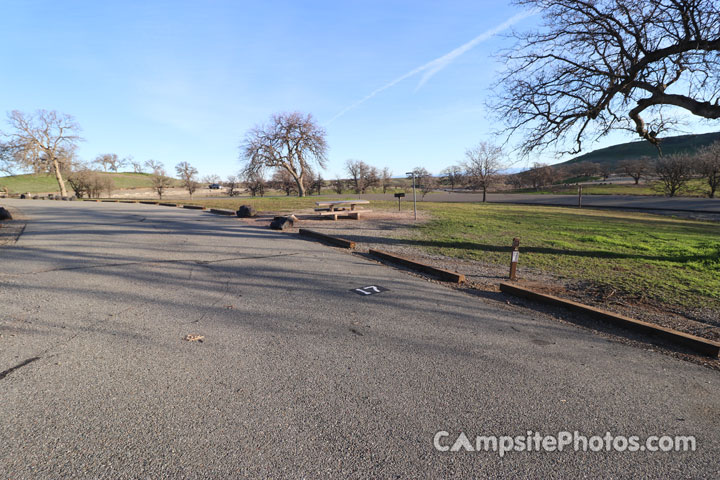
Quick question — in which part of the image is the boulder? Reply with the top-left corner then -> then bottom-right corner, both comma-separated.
48,194 -> 54,199
0,207 -> 12,221
20,194 -> 27,199
269,216 -> 294,231
237,205 -> 257,218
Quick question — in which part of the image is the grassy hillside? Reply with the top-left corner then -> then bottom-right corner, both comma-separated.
558,131 -> 720,169
0,172 -> 180,194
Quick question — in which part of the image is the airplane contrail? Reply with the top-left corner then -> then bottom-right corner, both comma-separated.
325,9 -> 537,125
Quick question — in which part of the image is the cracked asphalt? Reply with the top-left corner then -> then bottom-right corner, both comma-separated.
1,199 -> 718,478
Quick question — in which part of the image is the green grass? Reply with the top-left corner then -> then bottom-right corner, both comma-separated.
106,172 -> 181,189
405,203 -> 720,309
0,172 -> 181,194
0,173 -> 65,193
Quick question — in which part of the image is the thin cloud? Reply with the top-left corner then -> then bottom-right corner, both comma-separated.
326,9 -> 537,125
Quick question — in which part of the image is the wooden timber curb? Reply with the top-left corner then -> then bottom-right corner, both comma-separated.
298,229 -> 355,249
368,249 -> 465,284
139,201 -> 159,205
183,205 -> 206,210
159,202 -> 178,207
499,282 -> 720,357
209,208 -> 236,216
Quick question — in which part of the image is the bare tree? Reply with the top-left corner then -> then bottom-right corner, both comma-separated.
0,141 -> 14,175
345,159 -> 379,194
67,166 -> 93,198
410,167 -> 436,200
2,110 -> 82,196
464,143 -> 504,202
346,160 -> 362,192
130,159 -> 145,173
524,162 -> 556,190
440,165 -> 465,191
151,168 -> 173,199
94,153 -> 125,172
102,176 -> 115,198
243,171 -> 266,197
144,159 -> 163,172
619,158 -> 651,185
202,174 -> 221,185
696,142 -> 720,198
571,162 -> 600,179
331,177 -> 345,194
225,175 -> 241,197
121,155 -> 134,173
655,154 -> 694,197
67,167 -> 114,199
380,167 -> 393,193
598,163 -> 612,181
494,0 -> 720,156
175,161 -> 199,197
271,169 -> 297,196
311,173 -> 324,195
505,172 -> 526,190
241,112 -> 327,197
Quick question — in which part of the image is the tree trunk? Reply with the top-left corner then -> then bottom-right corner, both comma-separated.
295,173 -> 306,197
51,157 -> 68,197
482,187 -> 487,202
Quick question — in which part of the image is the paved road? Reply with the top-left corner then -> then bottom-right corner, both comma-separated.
1,200 -> 718,478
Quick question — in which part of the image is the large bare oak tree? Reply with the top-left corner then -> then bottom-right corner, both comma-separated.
464,142 -> 504,202
2,110 -> 82,196
494,0 -> 720,155
175,161 -> 199,198
345,159 -> 380,194
241,112 -> 327,197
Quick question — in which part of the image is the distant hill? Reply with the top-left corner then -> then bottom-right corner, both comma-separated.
557,131 -> 720,169
0,172 -> 180,194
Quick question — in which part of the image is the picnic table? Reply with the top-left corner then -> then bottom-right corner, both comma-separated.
315,200 -> 371,220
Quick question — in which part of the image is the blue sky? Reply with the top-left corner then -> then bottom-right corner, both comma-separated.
0,1 -> 716,180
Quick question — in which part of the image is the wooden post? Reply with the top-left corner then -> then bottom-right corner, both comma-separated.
578,185 -> 583,208
394,192 -> 405,211
509,237 -> 520,281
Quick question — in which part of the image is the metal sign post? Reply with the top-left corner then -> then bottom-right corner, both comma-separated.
394,192 -> 405,211
509,237 -> 520,281
578,184 -> 583,208
405,172 -> 417,220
